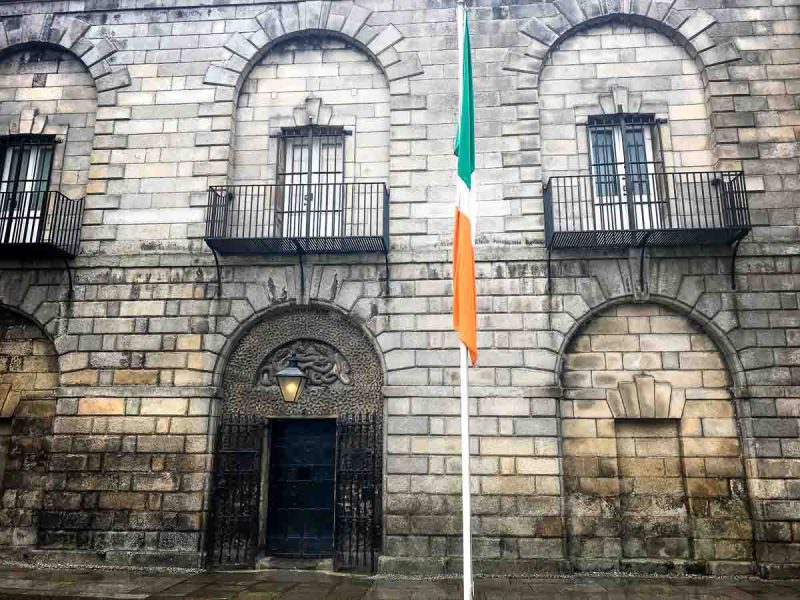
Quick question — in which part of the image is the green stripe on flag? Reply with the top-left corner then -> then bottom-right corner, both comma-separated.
454,9 -> 474,190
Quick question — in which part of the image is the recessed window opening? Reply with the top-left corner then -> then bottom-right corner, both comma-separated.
274,125 -> 351,238
587,114 -> 665,231
0,134 -> 56,244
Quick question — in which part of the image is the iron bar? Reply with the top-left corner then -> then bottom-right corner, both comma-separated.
730,237 -> 743,291
334,412 -> 382,572
205,182 -> 389,256
543,170 -> 750,249
0,189 -> 83,257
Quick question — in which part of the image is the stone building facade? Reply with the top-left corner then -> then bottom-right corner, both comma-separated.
0,0 -> 797,579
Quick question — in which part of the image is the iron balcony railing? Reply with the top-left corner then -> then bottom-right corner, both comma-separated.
205,182 -> 389,255
544,170 -> 750,248
0,190 -> 84,258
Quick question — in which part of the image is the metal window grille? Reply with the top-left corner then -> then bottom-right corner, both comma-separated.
0,134 -> 83,257
275,125 -> 350,239
587,114 -> 665,232
0,134 -> 55,245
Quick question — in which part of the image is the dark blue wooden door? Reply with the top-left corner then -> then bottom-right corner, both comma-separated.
266,419 -> 336,557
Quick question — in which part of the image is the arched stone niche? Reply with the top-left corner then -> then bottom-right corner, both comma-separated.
561,301 -> 753,574
0,14 -> 131,104
222,305 -> 383,417
0,46 -> 98,201
232,35 -> 390,185
539,22 -> 715,179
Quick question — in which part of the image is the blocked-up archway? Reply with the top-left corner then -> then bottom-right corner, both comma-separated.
208,305 -> 384,571
0,307 -> 58,548
561,301 -> 753,574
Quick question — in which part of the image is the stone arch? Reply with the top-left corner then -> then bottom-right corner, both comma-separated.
203,0 -> 423,101
503,3 -> 739,86
0,14 -> 132,106
229,33 -> 391,186
501,3 -> 748,187
556,295 -> 747,391
559,300 -> 755,574
209,302 -> 385,568
214,301 -> 386,410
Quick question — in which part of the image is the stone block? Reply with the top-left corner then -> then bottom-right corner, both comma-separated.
78,397 -> 124,415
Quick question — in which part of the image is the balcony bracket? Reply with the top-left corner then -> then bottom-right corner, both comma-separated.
383,251 -> 391,297
730,238 -> 742,290
638,232 -> 653,295
292,241 -> 306,303
61,258 -> 74,304
546,246 -> 552,295
210,247 -> 222,298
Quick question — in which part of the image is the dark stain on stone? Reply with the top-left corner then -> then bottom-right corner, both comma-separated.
329,273 -> 339,300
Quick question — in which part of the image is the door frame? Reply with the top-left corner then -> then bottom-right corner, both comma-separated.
206,412 -> 382,571
259,416 -> 338,560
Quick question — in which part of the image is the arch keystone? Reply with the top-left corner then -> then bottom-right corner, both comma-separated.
578,0 -> 603,19
279,4 -> 301,34
607,376 -> 677,419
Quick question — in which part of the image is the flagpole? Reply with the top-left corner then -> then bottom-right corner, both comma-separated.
456,4 -> 473,598
459,342 -> 473,600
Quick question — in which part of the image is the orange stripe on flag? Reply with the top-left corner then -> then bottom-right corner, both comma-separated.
453,207 -> 477,365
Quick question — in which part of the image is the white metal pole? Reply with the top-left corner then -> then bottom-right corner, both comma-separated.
460,343 -> 473,599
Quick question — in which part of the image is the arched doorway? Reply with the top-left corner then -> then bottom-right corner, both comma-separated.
561,301 -> 754,575
207,305 -> 384,571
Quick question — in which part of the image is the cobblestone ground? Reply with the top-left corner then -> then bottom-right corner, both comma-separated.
0,569 -> 798,600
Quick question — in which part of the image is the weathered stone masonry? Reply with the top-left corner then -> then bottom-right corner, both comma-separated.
0,0 -> 797,578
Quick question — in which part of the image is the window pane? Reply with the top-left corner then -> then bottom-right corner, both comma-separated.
0,137 -> 55,244
590,127 -> 618,197
622,122 -> 650,196
278,127 -> 347,238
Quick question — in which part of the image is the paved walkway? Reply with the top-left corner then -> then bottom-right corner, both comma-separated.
0,567 -> 798,599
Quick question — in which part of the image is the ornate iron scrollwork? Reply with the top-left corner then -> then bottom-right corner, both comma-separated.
258,339 -> 353,388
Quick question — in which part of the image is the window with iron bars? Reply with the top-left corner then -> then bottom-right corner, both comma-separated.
587,114 -> 666,231
274,125 -> 350,239
0,134 -> 56,245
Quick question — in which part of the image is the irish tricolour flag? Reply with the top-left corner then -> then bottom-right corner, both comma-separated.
453,4 -> 477,366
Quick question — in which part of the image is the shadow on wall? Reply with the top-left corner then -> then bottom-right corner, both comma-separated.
0,308 -> 58,548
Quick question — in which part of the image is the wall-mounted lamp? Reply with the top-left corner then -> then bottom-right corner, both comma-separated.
275,355 -> 307,403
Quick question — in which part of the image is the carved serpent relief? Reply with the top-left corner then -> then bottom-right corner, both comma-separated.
222,306 -> 382,418
258,339 -> 353,388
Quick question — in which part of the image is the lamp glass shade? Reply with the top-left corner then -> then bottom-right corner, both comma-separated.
275,359 -> 307,403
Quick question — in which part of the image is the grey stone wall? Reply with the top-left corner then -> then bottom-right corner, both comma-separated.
0,0 -> 795,578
